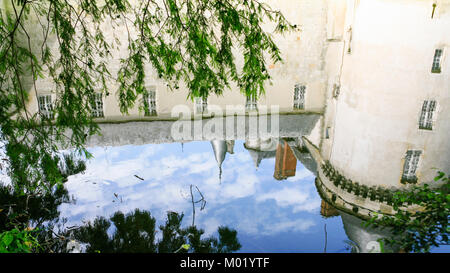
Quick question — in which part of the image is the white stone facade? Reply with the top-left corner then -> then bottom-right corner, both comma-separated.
4,0 -> 449,190
320,0 -> 450,188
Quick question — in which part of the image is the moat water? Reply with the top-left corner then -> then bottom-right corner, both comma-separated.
56,139 -> 449,253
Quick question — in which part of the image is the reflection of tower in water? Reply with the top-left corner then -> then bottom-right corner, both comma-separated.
320,197 -> 402,253
273,141 -> 297,180
339,210 -> 403,253
210,140 -> 234,183
244,138 -> 278,170
320,200 -> 339,218
210,138 -> 301,181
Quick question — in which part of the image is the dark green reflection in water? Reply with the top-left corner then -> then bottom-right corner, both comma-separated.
70,209 -> 241,253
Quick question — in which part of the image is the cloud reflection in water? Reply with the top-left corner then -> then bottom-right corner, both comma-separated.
59,140 -> 348,252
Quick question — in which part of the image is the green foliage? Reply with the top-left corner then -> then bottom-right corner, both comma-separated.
58,152 -> 86,181
72,209 -> 241,253
0,182 -> 72,232
0,0 -> 284,253
0,153 -> 80,253
365,172 -> 449,253
0,0 -> 294,201
0,228 -> 40,253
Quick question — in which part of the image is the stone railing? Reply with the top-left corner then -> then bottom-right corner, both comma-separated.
321,160 -> 410,207
301,136 -> 419,219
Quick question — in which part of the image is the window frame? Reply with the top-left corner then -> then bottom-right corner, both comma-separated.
418,100 -> 436,130
194,96 -> 208,114
91,92 -> 104,118
325,127 -> 331,139
401,150 -> 421,184
37,94 -> 54,119
245,94 -> 257,111
293,84 -> 306,110
431,48 -> 443,73
143,86 -> 157,116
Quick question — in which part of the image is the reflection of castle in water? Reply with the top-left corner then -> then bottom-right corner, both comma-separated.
24,0 -> 448,193
210,138 -> 306,182
17,0 -> 449,250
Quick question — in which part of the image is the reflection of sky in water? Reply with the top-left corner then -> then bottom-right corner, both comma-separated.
60,140 -> 350,252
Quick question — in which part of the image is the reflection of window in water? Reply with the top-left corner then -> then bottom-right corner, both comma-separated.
194,97 -> 208,114
431,49 -> 443,73
144,86 -> 157,116
293,84 -> 305,110
38,94 -> 53,119
402,150 -> 421,183
91,92 -> 104,118
418,100 -> 436,130
246,95 -> 257,111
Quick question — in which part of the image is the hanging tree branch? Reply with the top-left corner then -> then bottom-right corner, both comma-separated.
0,0 -> 295,197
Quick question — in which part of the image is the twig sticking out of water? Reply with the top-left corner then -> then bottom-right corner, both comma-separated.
190,185 -> 206,227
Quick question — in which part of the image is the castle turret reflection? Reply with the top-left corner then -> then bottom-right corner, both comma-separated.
339,210 -> 402,253
210,140 -> 235,182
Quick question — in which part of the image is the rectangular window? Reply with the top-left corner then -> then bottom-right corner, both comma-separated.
293,84 -> 306,109
37,94 -> 53,119
245,95 -> 257,111
419,100 -> 436,130
401,150 -> 421,183
144,87 -> 157,116
431,49 -> 443,73
91,92 -> 104,118
325,127 -> 331,139
194,97 -> 208,114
